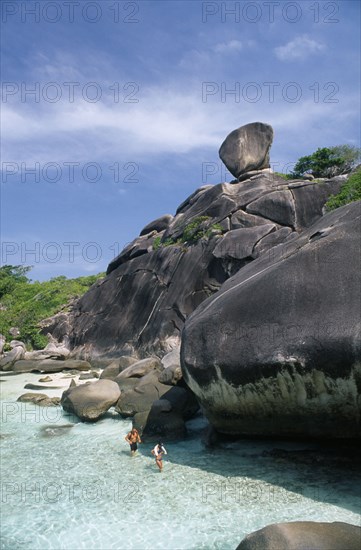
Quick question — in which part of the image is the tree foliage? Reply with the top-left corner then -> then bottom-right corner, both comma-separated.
0,267 -> 104,349
324,167 -> 361,211
0,265 -> 32,298
292,145 -> 360,178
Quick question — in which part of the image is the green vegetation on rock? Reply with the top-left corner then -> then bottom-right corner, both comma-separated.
324,168 -> 361,211
273,172 -> 294,181
0,266 -> 104,349
152,216 -> 223,250
152,236 -> 162,251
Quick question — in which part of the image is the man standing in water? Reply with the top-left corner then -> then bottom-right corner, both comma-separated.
151,442 -> 167,471
125,428 -> 141,456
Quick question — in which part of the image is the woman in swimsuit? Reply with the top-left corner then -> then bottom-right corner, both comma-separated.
151,442 -> 167,471
125,428 -> 141,456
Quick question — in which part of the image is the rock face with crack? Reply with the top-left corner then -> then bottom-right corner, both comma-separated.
42,168 -> 344,361
36,124 -> 359,441
181,202 -> 361,438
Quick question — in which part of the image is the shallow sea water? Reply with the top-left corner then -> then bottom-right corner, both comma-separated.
0,373 -> 360,550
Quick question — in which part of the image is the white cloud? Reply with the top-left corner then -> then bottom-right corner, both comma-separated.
1,54 -> 358,168
2,89 -> 357,169
213,40 -> 243,54
179,39 -> 254,69
274,35 -> 325,61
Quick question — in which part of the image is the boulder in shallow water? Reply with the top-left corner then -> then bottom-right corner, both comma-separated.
79,371 -> 99,380
236,521 -> 361,550
17,393 -> 60,406
134,407 -> 186,440
181,202 -> 361,438
115,371 -> 170,417
40,424 -> 74,437
61,379 -> 120,421
24,383 -> 63,390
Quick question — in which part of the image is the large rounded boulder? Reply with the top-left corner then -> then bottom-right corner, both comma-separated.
219,122 -> 274,178
100,356 -> 138,380
237,521 -> 361,550
181,202 -> 361,438
61,379 -> 120,421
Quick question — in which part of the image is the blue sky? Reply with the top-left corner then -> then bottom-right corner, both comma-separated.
1,0 -> 360,280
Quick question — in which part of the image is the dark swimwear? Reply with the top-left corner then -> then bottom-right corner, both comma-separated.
130,442 -> 137,452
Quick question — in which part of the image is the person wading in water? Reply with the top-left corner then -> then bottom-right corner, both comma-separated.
125,428 -> 141,456
151,442 -> 167,471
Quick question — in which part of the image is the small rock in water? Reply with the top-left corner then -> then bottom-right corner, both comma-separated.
39,376 -> 53,382
40,424 -> 74,437
79,371 -> 100,380
24,383 -> 63,390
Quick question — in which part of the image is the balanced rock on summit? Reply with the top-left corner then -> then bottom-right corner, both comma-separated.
219,122 -> 274,178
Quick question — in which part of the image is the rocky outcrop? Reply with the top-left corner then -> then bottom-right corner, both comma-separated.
132,383 -> 199,440
158,363 -> 182,385
237,521 -> 361,550
0,334 -> 72,372
0,345 -> 25,370
219,122 -> 273,178
115,371 -> 171,417
140,214 -> 173,236
17,393 -> 60,407
61,379 -> 120,421
30,124 -> 359,442
78,371 -> 99,380
113,353 -> 199,438
43,169 -> 344,361
116,357 -> 163,379
11,359 -> 92,373
181,202 -> 361,438
100,356 -> 138,379
0,334 -> 5,355
20,334 -> 70,361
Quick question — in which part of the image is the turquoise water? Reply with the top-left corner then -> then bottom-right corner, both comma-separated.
1,373 -> 360,550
